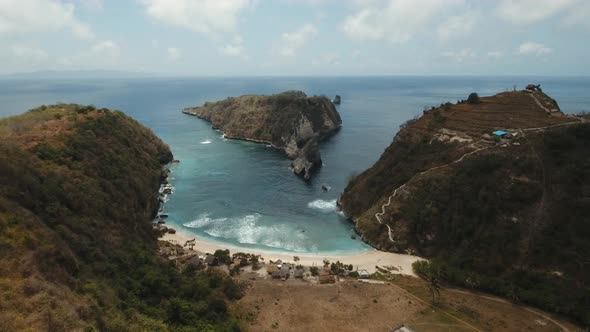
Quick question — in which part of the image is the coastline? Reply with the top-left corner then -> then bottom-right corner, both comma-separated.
160,228 -> 422,275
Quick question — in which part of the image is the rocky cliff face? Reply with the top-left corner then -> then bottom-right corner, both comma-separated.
339,90 -> 590,326
183,90 -> 342,180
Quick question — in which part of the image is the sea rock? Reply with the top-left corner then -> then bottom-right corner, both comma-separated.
182,91 -> 341,180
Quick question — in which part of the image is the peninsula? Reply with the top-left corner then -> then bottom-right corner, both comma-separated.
183,91 -> 342,180
338,89 -> 590,326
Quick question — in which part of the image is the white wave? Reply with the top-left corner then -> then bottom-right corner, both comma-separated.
200,139 -> 212,144
202,213 -> 310,252
183,213 -> 227,229
307,199 -> 338,212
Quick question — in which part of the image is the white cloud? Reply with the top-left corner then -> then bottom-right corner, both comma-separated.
496,0 -> 575,25
277,23 -> 318,57
518,42 -> 553,56
219,35 -> 246,57
486,51 -> 504,59
167,47 -> 181,61
11,45 -> 49,61
437,11 -> 479,41
141,0 -> 252,36
442,48 -> 476,63
341,0 -> 464,43
219,44 -> 244,57
80,0 -> 104,11
0,0 -> 93,38
92,40 -> 120,58
312,53 -> 340,66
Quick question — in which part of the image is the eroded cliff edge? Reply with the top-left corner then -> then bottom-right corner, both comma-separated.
339,90 -> 590,326
183,90 -> 342,180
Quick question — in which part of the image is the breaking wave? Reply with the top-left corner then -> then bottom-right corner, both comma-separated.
200,139 -> 212,144
307,199 -> 338,213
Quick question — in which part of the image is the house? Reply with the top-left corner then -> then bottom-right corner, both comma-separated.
266,264 -> 279,275
390,324 -> 415,332
358,269 -> 370,279
526,84 -> 542,92
272,269 -> 289,281
492,130 -> 508,138
186,256 -> 203,269
204,254 -> 218,266
294,268 -> 304,279
319,269 -> 336,284
319,274 -> 336,284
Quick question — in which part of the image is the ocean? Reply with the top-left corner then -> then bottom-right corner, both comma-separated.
1,76 -> 589,254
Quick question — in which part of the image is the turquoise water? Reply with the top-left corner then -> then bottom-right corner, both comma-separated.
1,76 -> 589,253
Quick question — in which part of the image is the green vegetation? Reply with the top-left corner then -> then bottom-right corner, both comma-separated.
340,89 -> 590,326
467,92 -> 480,104
0,104 -> 241,331
412,261 -> 442,306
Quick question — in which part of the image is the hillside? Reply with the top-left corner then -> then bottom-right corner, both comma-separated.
338,90 -> 590,326
183,91 -> 342,180
0,105 -> 241,331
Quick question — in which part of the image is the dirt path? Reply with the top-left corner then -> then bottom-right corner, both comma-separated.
375,117 -> 585,245
446,288 -> 573,332
374,145 -> 493,244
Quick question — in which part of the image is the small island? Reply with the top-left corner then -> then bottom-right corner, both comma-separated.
183,91 -> 342,180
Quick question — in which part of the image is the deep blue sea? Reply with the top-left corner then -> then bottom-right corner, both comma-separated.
1,76 -> 589,254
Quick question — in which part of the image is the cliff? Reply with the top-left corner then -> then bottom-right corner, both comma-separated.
183,90 -> 342,180
0,104 -> 241,331
339,90 -> 590,326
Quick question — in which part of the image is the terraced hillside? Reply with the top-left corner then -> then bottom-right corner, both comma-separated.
339,90 -> 590,326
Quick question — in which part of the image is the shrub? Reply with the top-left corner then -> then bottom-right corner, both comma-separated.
467,93 -> 480,104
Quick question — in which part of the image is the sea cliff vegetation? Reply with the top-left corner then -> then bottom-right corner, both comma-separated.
0,104 -> 241,331
340,91 -> 590,326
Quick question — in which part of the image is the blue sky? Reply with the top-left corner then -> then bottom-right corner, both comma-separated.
0,0 -> 589,76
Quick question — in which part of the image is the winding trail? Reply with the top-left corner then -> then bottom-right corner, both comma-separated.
374,116 -> 585,245
374,145 -> 493,243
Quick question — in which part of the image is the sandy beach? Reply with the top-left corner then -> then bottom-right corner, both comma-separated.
161,229 -> 422,275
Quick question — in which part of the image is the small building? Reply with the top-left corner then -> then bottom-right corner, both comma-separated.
272,269 -> 289,281
273,259 -> 283,265
492,130 -> 508,138
390,324 -> 415,332
204,254 -> 218,266
319,274 -> 336,284
186,256 -> 203,269
294,269 -> 304,279
358,269 -> 370,279
266,264 -> 279,275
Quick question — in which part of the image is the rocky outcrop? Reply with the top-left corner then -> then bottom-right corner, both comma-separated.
183,91 -> 342,180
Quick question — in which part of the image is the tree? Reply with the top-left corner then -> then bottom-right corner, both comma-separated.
214,249 -> 230,265
467,92 -> 480,104
413,260 -> 443,306
293,256 -> 300,262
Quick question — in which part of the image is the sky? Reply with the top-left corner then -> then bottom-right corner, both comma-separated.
0,0 -> 589,76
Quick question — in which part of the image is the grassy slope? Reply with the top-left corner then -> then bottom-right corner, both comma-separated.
339,92 -> 589,326
0,105 -> 241,331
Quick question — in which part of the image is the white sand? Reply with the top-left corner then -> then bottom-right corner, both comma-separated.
161,229 -> 422,276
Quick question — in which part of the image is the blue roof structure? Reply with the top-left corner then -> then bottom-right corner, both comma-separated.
492,130 -> 508,136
